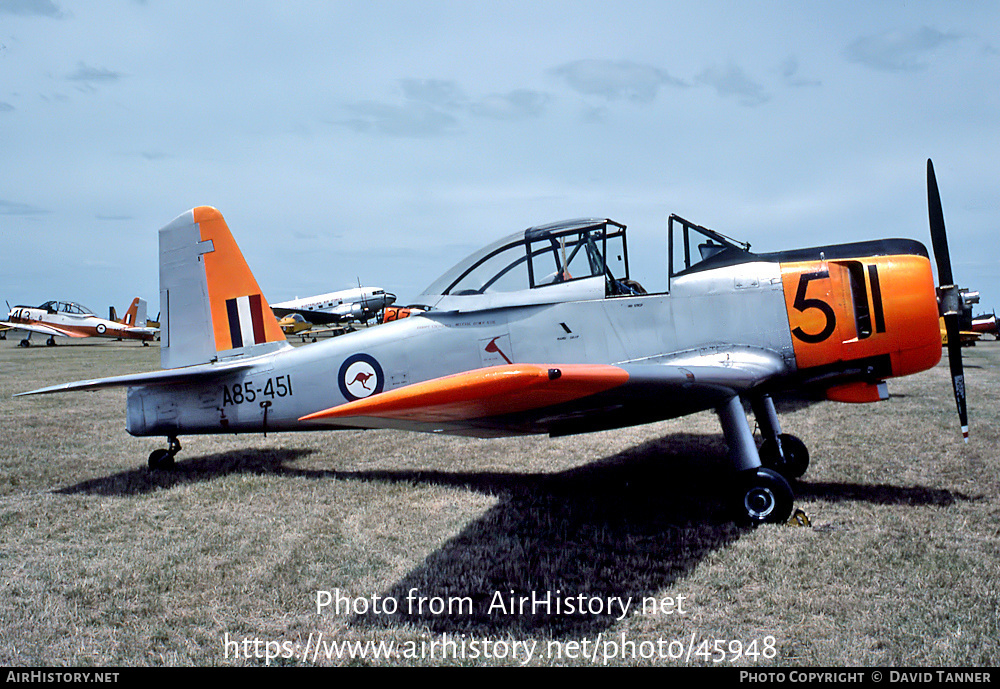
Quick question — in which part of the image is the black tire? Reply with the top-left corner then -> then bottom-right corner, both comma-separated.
734,467 -> 794,525
148,448 -> 175,470
759,433 -> 810,479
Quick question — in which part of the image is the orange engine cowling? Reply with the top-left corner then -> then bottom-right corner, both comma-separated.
780,249 -> 941,398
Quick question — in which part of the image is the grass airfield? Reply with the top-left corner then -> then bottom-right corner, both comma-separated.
1,335 -> 997,666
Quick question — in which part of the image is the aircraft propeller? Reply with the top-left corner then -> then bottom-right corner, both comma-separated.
926,158 -> 969,442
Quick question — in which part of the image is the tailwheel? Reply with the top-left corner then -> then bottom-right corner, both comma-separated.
148,436 -> 181,470
759,433 -> 810,479
734,467 -> 794,525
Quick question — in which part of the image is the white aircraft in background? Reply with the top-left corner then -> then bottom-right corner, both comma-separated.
2,297 -> 157,346
270,286 -> 396,325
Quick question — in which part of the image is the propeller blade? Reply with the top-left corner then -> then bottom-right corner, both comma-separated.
927,159 -> 969,442
927,159 -> 954,286
943,313 -> 969,442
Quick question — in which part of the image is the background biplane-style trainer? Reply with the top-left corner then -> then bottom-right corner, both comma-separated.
3,297 -> 157,346
18,161 -> 972,524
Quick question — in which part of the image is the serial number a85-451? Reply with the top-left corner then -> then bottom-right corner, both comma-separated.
222,375 -> 293,406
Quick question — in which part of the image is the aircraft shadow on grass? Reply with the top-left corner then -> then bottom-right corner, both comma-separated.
55,432 -> 970,637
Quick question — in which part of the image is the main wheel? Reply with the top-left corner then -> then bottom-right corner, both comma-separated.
148,448 -> 175,470
759,433 -> 809,479
734,467 -> 794,525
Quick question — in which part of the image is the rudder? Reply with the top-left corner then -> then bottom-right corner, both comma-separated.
159,206 -> 286,369
120,297 -> 148,326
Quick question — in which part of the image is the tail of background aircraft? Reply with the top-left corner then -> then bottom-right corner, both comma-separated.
158,206 -> 287,369
117,297 -> 148,327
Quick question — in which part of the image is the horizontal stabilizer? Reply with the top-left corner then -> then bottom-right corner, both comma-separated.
15,359 -> 257,397
300,363 -> 630,424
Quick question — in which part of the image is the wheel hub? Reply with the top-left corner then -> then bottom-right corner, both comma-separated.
745,486 -> 776,519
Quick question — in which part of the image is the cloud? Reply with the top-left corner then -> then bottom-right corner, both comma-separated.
780,56 -> 821,88
66,62 -> 123,83
468,89 -> 550,120
338,101 -> 460,138
550,59 -> 686,103
844,26 -> 962,72
0,101 -> 14,112
0,199 -> 48,215
695,63 -> 770,106
399,79 -> 467,110
337,78 -> 550,136
0,0 -> 63,17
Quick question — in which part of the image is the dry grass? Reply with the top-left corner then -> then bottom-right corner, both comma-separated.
0,336 -> 997,666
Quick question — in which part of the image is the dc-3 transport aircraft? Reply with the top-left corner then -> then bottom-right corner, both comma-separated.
18,161 -> 972,524
271,286 -> 397,326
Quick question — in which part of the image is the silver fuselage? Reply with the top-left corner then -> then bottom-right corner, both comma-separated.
126,263 -> 794,437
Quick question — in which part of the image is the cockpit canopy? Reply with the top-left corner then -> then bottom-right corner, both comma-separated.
37,300 -> 94,316
415,219 -> 637,310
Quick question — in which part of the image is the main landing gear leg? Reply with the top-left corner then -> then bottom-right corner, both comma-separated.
148,436 -> 181,470
717,395 -> 793,525
751,394 -> 809,479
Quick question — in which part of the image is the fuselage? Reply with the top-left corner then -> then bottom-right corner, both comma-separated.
6,304 -> 156,342
124,239 -> 941,438
271,287 -> 396,324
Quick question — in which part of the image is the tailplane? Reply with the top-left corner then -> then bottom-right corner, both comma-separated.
159,207 -> 287,369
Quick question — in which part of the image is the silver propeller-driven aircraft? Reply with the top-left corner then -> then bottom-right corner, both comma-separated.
271,286 -> 396,326
18,161 -> 971,524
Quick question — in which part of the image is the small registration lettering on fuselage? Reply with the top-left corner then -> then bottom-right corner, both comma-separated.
222,375 -> 293,406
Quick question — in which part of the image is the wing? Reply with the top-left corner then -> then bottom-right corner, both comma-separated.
0,321 -> 85,338
124,325 -> 160,336
300,348 -> 787,438
270,307 -> 343,325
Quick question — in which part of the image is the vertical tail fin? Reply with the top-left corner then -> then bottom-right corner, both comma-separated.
134,298 -> 148,327
119,297 -> 147,326
159,206 -> 286,369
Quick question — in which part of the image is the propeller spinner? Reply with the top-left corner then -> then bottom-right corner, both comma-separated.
927,158 -> 969,442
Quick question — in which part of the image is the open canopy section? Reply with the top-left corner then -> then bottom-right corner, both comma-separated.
668,214 -> 754,283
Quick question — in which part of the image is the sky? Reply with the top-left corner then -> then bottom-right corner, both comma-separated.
1,1 -> 998,318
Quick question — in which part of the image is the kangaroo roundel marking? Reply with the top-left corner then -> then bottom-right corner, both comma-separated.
338,354 -> 385,401
96,323 -> 107,335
